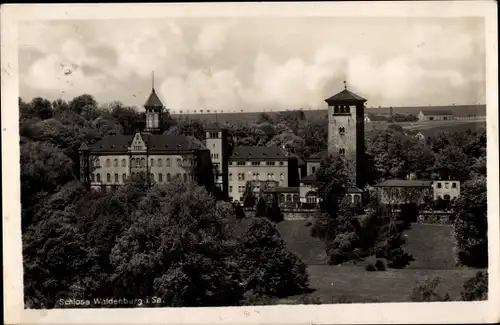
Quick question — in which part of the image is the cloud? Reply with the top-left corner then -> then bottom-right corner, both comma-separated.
19,18 -> 485,110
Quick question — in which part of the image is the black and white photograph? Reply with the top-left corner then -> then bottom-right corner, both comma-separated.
2,2 -> 499,325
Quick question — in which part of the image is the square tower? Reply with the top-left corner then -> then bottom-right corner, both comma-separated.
205,124 -> 230,200
325,84 -> 367,188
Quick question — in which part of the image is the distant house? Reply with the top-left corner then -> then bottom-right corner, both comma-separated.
432,180 -> 460,201
364,114 -> 387,123
418,110 -> 453,121
414,132 -> 425,141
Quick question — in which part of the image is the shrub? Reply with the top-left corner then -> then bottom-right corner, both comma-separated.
461,271 -> 488,301
375,259 -> 386,271
386,248 -> 415,269
365,264 -> 377,272
410,277 -> 452,302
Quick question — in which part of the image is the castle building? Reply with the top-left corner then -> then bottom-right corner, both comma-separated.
78,81 -> 371,207
79,85 -> 214,193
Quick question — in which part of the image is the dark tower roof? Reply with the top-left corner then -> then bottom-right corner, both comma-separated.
144,88 -> 164,109
325,89 -> 366,104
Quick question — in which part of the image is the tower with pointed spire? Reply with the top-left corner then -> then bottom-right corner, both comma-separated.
325,81 -> 367,188
144,71 -> 164,134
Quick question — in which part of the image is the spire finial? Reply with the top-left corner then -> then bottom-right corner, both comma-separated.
152,71 -> 155,92
343,80 -> 347,90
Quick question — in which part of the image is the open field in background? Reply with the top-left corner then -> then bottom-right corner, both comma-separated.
171,104 -> 486,124
366,120 -> 486,133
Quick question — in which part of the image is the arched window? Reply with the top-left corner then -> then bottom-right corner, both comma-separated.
114,159 -> 118,167
339,127 -> 345,134
280,173 -> 284,181
106,173 -> 111,182
114,173 -> 118,183
122,173 -> 127,182
159,173 -> 163,182
157,158 -> 162,167
183,173 -> 188,182
176,159 -> 181,166
106,159 -> 111,167
96,173 -> 101,182
293,194 -> 299,202
167,173 -> 171,181
444,194 -> 451,200
279,194 -> 285,203
122,159 -> 126,167
229,173 -> 232,181
166,158 -> 171,167
141,158 -> 146,167
150,159 -> 155,167
182,159 -> 187,166
131,158 -> 135,167
306,192 -> 317,204
286,194 -> 292,202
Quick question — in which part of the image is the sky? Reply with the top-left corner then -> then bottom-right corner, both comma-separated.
18,17 -> 486,112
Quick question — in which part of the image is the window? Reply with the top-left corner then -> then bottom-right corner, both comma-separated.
237,161 -> 246,166
150,173 -> 154,181
279,161 -> 284,166
238,186 -> 245,193
339,148 -> 346,156
182,159 -> 187,166
266,161 -> 275,166
312,166 -> 316,173
280,173 -> 284,181
286,194 -> 292,202
229,173 -> 232,181
238,173 -> 245,181
445,182 -> 450,189
158,173 -> 163,182
177,159 -> 181,166
209,132 -> 218,138
211,153 -> 219,159
122,173 -> 127,182
114,159 -> 118,167
253,173 -> 257,180
339,127 -> 346,135
279,194 -> 285,203
106,173 -> 111,182
150,159 -> 155,167
229,186 -> 233,192
122,159 -> 126,167
166,158 -> 171,167
306,192 -> 317,204
256,173 -> 260,180
437,182 -> 442,188
271,173 -> 275,180
252,161 -> 260,166
114,173 -> 119,183
183,173 -> 188,182
167,173 -> 171,181
131,158 -> 135,167
157,158 -> 162,167
106,159 -> 111,167
452,182 -> 457,188
141,158 -> 145,167
96,173 -> 101,182
176,173 -> 181,179
444,194 -> 451,200
293,194 -> 299,202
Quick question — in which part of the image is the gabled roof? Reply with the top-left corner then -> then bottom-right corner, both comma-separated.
366,114 -> 387,121
229,146 -> 288,160
346,187 -> 363,193
300,173 -> 319,182
374,179 -> 432,188
325,89 -> 367,104
419,110 -> 453,116
88,134 -> 206,153
144,89 -> 164,108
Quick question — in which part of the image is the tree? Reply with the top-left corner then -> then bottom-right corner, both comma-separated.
237,218 -> 309,297
452,175 -> 488,268
166,119 -> 205,141
242,184 -> 256,207
433,145 -> 470,180
410,277 -> 451,302
69,94 -> 98,116
255,197 -> 268,218
266,198 -> 283,223
109,180 -> 244,307
30,97 -> 54,120
461,271 -> 488,301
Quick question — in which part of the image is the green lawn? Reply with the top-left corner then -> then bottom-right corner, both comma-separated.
273,220 -> 482,303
